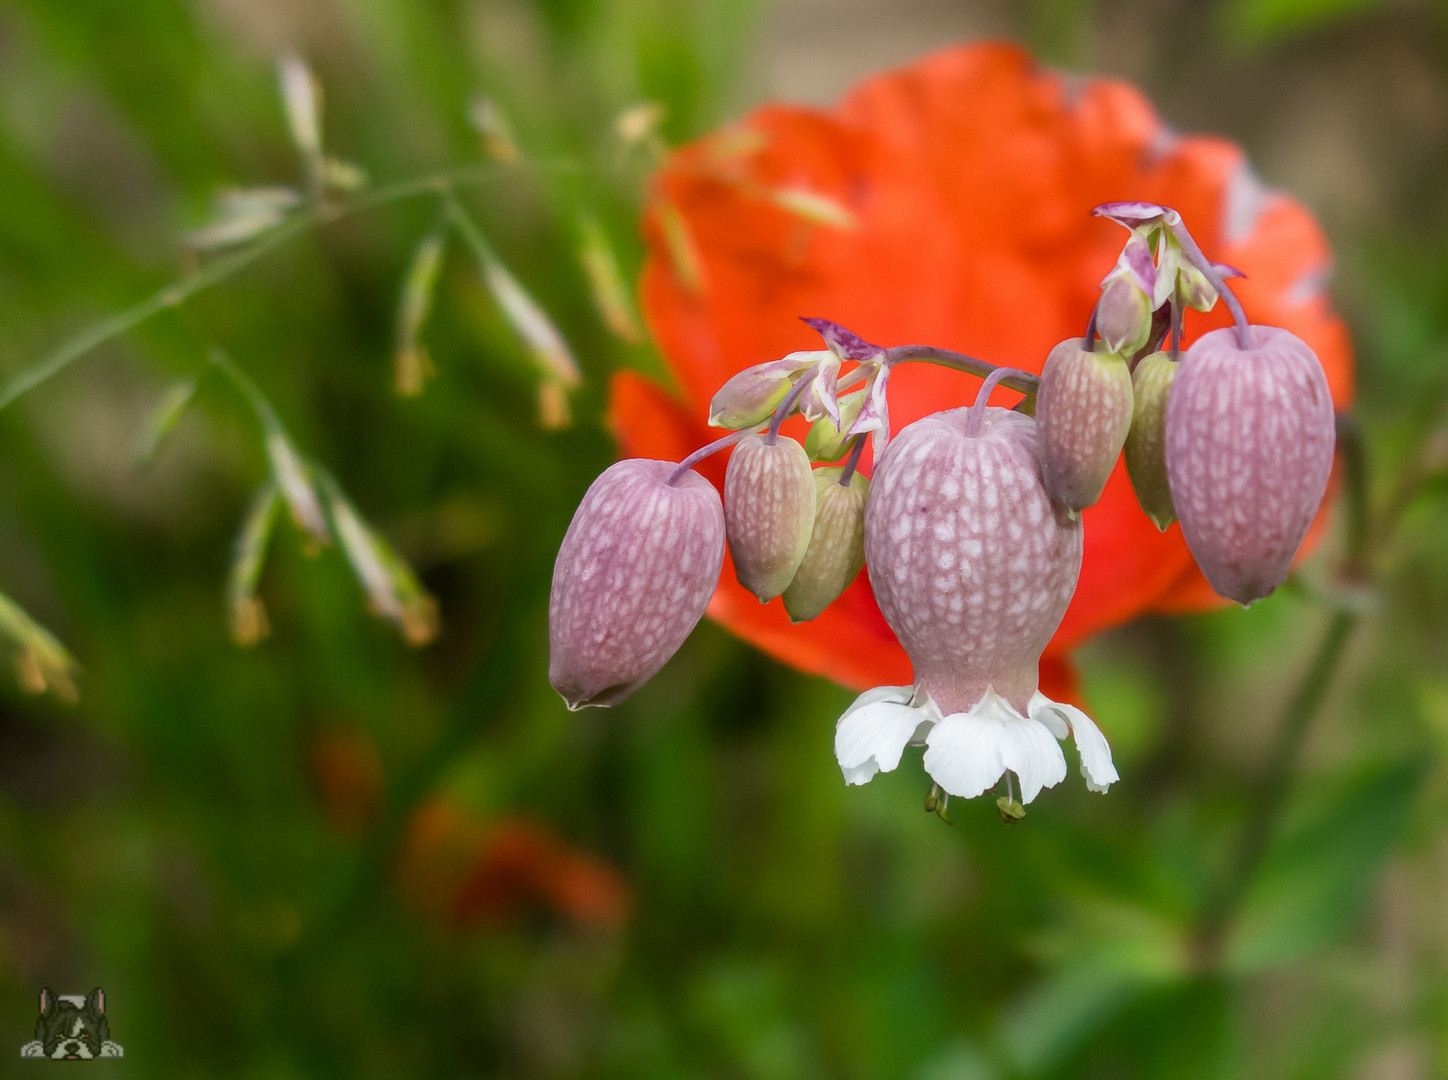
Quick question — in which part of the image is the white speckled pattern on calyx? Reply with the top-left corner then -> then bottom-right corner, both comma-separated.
1165,325 -> 1335,605
864,406 -> 1083,715
723,434 -> 818,602
549,459 -> 725,708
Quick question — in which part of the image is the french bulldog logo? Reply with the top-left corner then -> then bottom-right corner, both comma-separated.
19,988 -> 123,1059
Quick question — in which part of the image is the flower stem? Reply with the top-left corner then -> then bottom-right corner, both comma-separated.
666,427 -> 758,485
883,345 -> 1040,396
766,369 -> 815,443
0,162 -> 571,415
1083,300 -> 1100,354
838,435 -> 866,485
1194,389 -> 1445,964
964,367 -> 1035,437
1196,608 -> 1356,963
1167,218 -> 1250,349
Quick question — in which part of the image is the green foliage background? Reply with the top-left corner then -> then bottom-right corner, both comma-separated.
2,1 -> 1448,1077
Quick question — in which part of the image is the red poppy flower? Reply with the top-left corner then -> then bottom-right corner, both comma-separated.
611,42 -> 1353,697
398,801 -> 630,930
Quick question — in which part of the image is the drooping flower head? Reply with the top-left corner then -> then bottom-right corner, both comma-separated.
865,405 -> 1078,716
614,42 -> 1353,695
1166,325 -> 1336,604
835,374 -> 1117,808
549,459 -> 725,709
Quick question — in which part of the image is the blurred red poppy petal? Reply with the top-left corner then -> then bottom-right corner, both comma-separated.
618,41 -> 1353,692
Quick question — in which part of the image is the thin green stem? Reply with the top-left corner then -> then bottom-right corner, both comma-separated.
1197,378 -> 1448,964
439,187 -> 499,263
1196,608 -> 1357,963
206,346 -> 288,437
0,162 -> 568,415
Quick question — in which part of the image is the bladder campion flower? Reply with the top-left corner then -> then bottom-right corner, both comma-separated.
837,375 -> 1117,808
614,41 -> 1352,696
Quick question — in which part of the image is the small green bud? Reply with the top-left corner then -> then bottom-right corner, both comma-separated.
724,434 -> 817,602
804,390 -> 866,461
782,468 -> 868,621
1096,272 -> 1153,355
709,353 -> 818,429
1124,351 -> 1178,530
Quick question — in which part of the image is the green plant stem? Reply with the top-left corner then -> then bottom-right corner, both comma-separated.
1198,392 -> 1448,963
1196,607 -> 1357,962
439,187 -> 499,263
0,163 -> 564,415
205,346 -> 289,436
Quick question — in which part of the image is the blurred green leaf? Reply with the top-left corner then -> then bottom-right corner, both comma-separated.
1229,759 -> 1426,971
1222,0 -> 1387,44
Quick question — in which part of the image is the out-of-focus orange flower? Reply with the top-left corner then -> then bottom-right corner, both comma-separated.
307,727 -> 385,837
613,42 -> 1353,695
397,800 -> 630,931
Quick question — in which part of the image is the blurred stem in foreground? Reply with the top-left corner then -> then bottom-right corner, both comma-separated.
0,161 -> 574,415
1198,402 -> 1448,963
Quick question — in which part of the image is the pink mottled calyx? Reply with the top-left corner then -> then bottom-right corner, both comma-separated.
1035,339 -> 1134,515
549,459 -> 725,709
1165,325 -> 1336,605
864,406 -> 1083,715
724,434 -> 817,602
1124,351 -> 1178,530
782,467 -> 868,622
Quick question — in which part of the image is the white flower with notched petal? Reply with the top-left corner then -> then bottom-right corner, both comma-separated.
834,683 -> 1118,803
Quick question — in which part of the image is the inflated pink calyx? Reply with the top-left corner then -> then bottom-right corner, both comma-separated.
1165,324 -> 1336,605
863,406 -> 1083,715
549,459 -> 725,708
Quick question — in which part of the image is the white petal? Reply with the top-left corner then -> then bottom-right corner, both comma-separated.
1029,692 -> 1120,793
923,688 -> 1066,803
834,685 -> 928,786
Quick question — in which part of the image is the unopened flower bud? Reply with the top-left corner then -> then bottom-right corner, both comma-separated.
724,434 -> 816,602
1035,339 -> 1134,514
549,459 -> 725,708
708,353 -> 817,429
782,468 -> 868,622
804,390 -> 866,461
1165,325 -> 1336,605
1173,259 -> 1219,313
1124,351 -> 1178,530
1096,272 -> 1152,355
